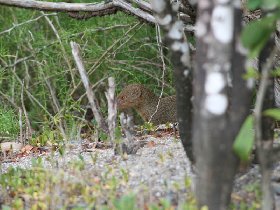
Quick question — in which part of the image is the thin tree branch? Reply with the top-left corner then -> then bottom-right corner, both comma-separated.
149,24 -> 166,123
70,41 -> 108,134
70,22 -> 141,97
0,13 -> 57,36
254,46 -> 278,210
105,77 -> 117,144
0,0 -> 156,23
126,0 -> 152,13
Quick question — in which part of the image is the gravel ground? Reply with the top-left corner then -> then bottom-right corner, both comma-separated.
1,133 -> 278,208
0,134 -> 193,207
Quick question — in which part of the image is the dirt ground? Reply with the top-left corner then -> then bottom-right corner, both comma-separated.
1,131 -> 279,209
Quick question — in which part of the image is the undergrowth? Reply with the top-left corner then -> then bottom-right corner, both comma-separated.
0,157 -> 198,210
0,3 -> 174,142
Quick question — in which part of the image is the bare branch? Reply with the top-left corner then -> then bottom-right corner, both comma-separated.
105,77 -> 117,144
0,0 -> 156,23
70,41 -> 108,134
254,46 -> 278,210
126,0 -> 152,13
116,113 -> 146,155
149,24 -> 166,123
70,23 -> 141,97
0,13 -> 57,36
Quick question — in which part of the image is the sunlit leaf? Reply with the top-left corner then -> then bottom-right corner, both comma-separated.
241,15 -> 277,57
233,115 -> 254,162
263,108 -> 280,120
243,67 -> 259,80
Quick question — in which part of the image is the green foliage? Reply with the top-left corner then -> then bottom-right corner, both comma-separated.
0,106 -> 20,137
233,115 -> 254,162
0,6 -> 173,139
241,15 -> 278,57
243,0 -> 280,57
0,162 -> 136,209
229,182 -> 261,210
247,0 -> 280,10
141,122 -> 156,132
271,67 -> 280,77
243,67 -> 259,80
233,108 -> 280,162
30,129 -> 63,146
247,0 -> 262,10
263,108 -> 280,120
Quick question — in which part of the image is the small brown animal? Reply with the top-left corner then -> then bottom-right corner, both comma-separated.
117,84 -> 177,125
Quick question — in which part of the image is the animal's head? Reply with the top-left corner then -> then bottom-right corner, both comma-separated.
117,84 -> 143,110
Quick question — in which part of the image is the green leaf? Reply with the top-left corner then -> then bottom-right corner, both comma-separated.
247,0 -> 262,10
271,67 -> 280,77
241,15 -> 277,57
233,115 -> 254,162
243,67 -> 259,80
263,108 -> 280,120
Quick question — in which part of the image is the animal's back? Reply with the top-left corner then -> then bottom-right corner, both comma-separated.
148,95 -> 177,125
117,84 -> 177,125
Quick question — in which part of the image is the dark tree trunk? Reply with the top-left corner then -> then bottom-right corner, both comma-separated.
151,0 -> 194,162
260,39 -> 276,140
193,1 -> 253,209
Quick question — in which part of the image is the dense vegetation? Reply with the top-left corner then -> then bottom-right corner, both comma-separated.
0,5 -> 174,140
1,0 -> 280,209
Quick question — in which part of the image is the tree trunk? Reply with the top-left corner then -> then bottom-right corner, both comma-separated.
151,0 -> 194,162
193,0 -> 252,209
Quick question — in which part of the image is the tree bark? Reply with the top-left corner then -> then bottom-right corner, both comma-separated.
255,38 -> 276,210
0,0 -> 155,23
193,0 -> 252,209
151,0 -> 194,162
71,41 -> 109,134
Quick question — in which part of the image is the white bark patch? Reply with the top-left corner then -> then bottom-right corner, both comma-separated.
151,0 -> 166,13
168,21 -> 183,40
224,62 -> 231,72
236,39 -> 248,55
203,63 -> 221,72
226,72 -> 233,87
196,20 -> 207,37
247,78 -> 255,89
171,41 -> 181,51
200,0 -> 210,9
233,0 -> 241,8
157,14 -> 172,25
205,94 -> 228,115
217,0 -> 231,3
171,42 -> 189,53
184,69 -> 190,77
172,2 -> 180,11
205,72 -> 225,94
211,6 -> 233,44
181,52 -> 190,66
180,42 -> 189,53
